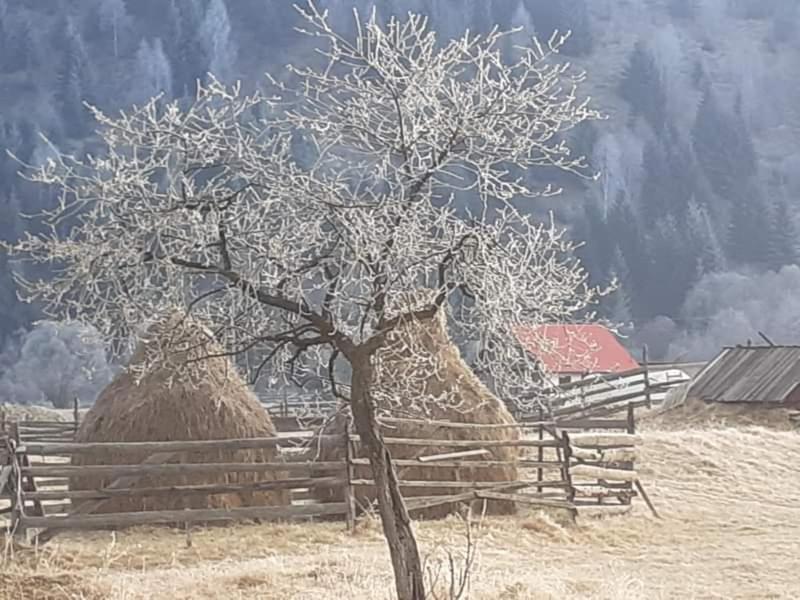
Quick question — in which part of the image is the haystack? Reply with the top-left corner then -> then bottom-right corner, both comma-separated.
314,308 -> 520,519
70,314 -> 290,513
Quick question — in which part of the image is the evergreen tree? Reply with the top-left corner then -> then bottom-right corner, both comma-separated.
202,0 -> 236,79
56,17 -> 92,138
639,215 -> 696,318
640,132 -> 696,225
727,185 -> 771,266
692,85 -> 757,200
131,37 -> 173,105
608,194 -> 649,316
606,245 -> 634,326
97,0 -> 131,59
619,41 -> 667,132
767,199 -> 799,270
173,0 -> 208,97
686,199 -> 726,279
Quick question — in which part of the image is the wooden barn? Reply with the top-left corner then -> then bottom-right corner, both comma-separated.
688,345 -> 800,407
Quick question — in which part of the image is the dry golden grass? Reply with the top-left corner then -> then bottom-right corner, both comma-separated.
3,424 -> 800,599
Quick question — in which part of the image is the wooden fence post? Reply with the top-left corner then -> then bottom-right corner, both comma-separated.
73,397 -> 80,434
536,405 -> 544,494
8,422 -> 24,540
642,346 -> 652,409
623,402 -> 636,505
560,431 -> 577,522
343,418 -> 356,532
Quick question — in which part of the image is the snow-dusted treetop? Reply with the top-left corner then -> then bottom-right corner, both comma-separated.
9,4 -> 602,410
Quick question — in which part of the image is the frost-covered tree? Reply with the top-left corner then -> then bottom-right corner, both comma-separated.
56,17 -> 93,138
97,0 -> 131,59
767,199 -> 799,270
8,7 -> 600,599
0,320 -> 113,408
131,37 -> 172,105
202,0 -> 236,79
172,0 -> 208,96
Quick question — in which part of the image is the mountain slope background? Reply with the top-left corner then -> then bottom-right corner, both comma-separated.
1,0 -> 799,397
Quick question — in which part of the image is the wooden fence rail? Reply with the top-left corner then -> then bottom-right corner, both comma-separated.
1,406 -> 646,541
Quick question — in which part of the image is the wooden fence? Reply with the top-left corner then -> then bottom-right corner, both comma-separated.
515,361 -> 690,424
0,409 -> 645,542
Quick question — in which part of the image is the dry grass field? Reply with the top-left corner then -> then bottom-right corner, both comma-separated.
3,421 -> 800,599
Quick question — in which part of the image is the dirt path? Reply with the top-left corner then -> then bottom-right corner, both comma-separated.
3,426 -> 799,599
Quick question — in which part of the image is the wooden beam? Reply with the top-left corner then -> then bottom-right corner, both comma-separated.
351,479 -> 571,489
24,461 -> 345,479
570,465 -> 637,482
22,502 -> 348,531
473,491 -> 573,510
34,451 -> 176,544
22,476 -> 345,501
567,433 -> 641,447
22,434 -> 325,456
417,449 -> 490,462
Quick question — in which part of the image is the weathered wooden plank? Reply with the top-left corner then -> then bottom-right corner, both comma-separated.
570,465 -> 637,482
417,449 -> 490,462
473,490 -> 573,510
23,434 -> 324,456
0,466 -> 11,495
348,458 -> 557,469
571,447 -> 637,462
24,461 -> 345,478
379,437 -> 561,449
22,476 -> 345,501
351,479 -> 571,489
22,502 -> 349,531
568,433 -> 641,447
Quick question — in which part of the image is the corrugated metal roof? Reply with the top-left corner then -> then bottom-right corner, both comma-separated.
688,346 -> 800,404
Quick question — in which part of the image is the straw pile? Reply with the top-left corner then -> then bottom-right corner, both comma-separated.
314,308 -> 519,519
70,314 -> 290,513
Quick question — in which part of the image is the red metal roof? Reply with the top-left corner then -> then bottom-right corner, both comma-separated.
513,324 -> 639,374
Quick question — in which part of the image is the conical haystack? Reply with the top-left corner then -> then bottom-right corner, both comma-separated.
70,314 -> 290,513
314,308 -> 520,519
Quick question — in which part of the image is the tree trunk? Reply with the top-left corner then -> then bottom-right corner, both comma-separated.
349,354 -> 425,600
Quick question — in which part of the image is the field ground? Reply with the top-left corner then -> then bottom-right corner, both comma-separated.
3,421 -> 800,599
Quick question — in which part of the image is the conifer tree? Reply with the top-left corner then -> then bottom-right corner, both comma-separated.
202,0 -> 236,78
619,41 -> 667,132
727,185 -> 771,266
692,85 -> 757,200
767,199 -> 799,270
56,17 -> 92,138
173,0 -> 208,97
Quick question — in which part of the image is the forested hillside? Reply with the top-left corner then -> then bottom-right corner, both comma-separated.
1,0 -> 799,378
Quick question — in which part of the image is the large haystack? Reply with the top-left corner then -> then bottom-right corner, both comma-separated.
70,314 -> 290,513
314,308 -> 520,519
